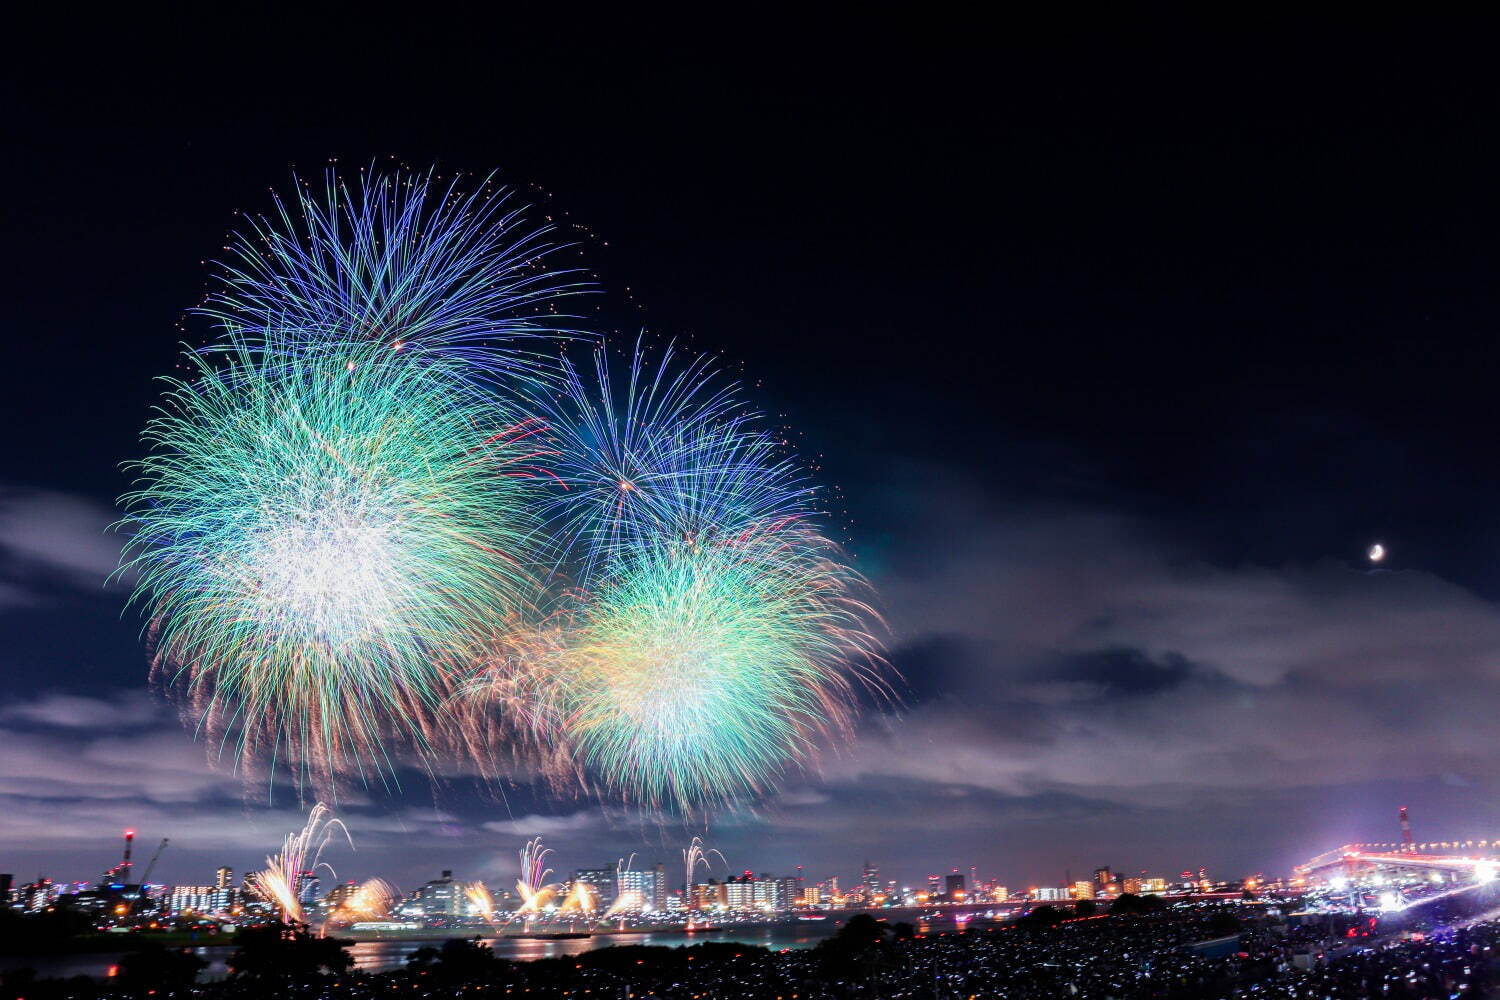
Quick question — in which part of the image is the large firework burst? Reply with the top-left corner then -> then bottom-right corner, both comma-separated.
556,524 -> 884,808
122,334 -> 551,787
127,165 -> 888,810
200,166 -> 586,369
530,342 -> 817,585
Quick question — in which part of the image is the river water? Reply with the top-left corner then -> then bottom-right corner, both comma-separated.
0,921 -> 860,982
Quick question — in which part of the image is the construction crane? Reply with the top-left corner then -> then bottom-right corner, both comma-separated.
128,838 -> 169,915
139,838 -> 169,886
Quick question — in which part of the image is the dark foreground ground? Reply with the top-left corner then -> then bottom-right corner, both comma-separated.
4,894 -> 1499,1000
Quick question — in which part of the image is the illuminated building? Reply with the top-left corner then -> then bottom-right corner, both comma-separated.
573,866 -> 617,910
651,863 -> 667,912
402,871 -> 461,918
322,882 -> 360,911
1093,867 -> 1113,890
617,868 -> 658,912
725,873 -> 755,911
1071,880 -> 1094,900
862,860 -> 880,900
992,885 -> 1009,901
216,866 -> 233,890
1033,886 -> 1068,901
294,871 -> 320,906
691,879 -> 726,910
169,884 -> 218,915
944,871 -> 965,900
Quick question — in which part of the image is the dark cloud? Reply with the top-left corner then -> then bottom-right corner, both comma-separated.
0,487 -> 124,604
8,481 -> 1500,890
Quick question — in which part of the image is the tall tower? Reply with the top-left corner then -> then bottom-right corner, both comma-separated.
1400,806 -> 1414,852
120,830 -> 135,884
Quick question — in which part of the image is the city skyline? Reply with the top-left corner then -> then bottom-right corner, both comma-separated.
9,29 -> 1500,902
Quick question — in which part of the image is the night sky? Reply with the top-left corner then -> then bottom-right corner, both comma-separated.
6,23 -> 1500,894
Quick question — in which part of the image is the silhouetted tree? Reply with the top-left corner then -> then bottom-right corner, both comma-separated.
1017,904 -> 1064,927
819,913 -> 893,979
1110,892 -> 1165,914
406,937 -> 499,981
117,944 -> 206,992
229,922 -> 353,980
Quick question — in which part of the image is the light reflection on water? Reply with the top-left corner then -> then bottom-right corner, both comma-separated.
0,922 -> 868,982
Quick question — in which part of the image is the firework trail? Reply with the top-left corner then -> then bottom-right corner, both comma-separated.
200,166 -> 586,369
556,524 -> 885,808
511,836 -> 559,921
122,335 -> 553,789
531,341 -> 817,585
465,880 -> 499,928
445,618 -> 579,793
599,853 -> 641,920
559,880 -> 598,916
330,878 -> 398,924
128,165 -> 889,811
602,890 -> 645,918
515,340 -> 886,808
254,803 -> 349,925
682,836 -> 725,909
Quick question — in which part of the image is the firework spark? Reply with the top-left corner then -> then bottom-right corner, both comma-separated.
122,335 -> 552,789
602,889 -> 645,918
682,836 -> 725,910
129,165 -> 889,811
513,836 -> 557,916
533,342 -> 816,585
465,880 -> 499,927
330,878 -> 398,924
253,803 -> 349,925
201,166 -> 586,368
557,525 -> 884,807
559,880 -> 599,916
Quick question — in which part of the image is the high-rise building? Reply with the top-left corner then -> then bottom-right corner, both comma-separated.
617,869 -> 656,912
992,885 -> 1009,901
574,867 -> 617,910
1071,880 -> 1094,900
403,871 -> 460,918
295,871 -> 320,906
752,874 -> 781,911
690,878 -> 725,910
169,885 -> 219,914
0,873 -> 12,904
216,867 -> 233,890
651,863 -> 667,912
322,882 -> 360,912
1092,867 -> 1113,891
926,873 -> 940,898
725,873 -> 755,910
861,860 -> 880,900
944,872 -> 965,900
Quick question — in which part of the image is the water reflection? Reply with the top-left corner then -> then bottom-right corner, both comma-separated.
0,922 -> 852,982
